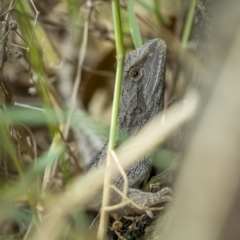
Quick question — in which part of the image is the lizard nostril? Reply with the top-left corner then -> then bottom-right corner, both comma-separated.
134,107 -> 144,114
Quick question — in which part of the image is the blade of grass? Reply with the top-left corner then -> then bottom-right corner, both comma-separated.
181,0 -> 196,48
127,0 -> 142,48
15,1 -> 59,135
97,0 -> 125,238
7,106 -> 109,139
135,0 -> 153,12
153,0 -> 163,26
135,0 -> 171,26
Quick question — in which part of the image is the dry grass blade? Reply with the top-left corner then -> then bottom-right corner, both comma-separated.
105,185 -> 164,213
110,150 -> 128,201
31,91 -> 198,240
63,0 -> 93,139
151,23 -> 240,240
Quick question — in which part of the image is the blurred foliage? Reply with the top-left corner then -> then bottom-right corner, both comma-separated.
0,0 -> 197,239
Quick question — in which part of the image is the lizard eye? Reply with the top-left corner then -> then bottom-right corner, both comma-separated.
129,67 -> 143,81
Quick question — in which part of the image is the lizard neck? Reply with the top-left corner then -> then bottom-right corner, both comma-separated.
118,85 -> 165,136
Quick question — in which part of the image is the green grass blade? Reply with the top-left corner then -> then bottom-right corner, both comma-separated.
127,0 -> 142,48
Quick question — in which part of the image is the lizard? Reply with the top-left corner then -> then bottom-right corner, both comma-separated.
87,38 -> 172,216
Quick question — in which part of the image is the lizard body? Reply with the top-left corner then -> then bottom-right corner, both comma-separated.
88,39 -> 172,215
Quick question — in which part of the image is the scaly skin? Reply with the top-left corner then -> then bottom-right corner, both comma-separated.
88,39 -> 172,215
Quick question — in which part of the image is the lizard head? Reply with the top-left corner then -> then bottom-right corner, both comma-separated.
118,38 -> 166,135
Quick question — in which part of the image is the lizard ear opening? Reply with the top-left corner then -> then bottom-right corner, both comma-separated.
129,67 -> 143,81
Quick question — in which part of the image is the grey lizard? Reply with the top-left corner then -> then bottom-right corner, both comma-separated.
87,38 -> 172,216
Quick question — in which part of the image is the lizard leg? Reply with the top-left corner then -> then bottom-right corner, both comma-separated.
118,187 -> 172,216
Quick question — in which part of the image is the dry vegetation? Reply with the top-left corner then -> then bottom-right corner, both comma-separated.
1,0 -> 240,239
